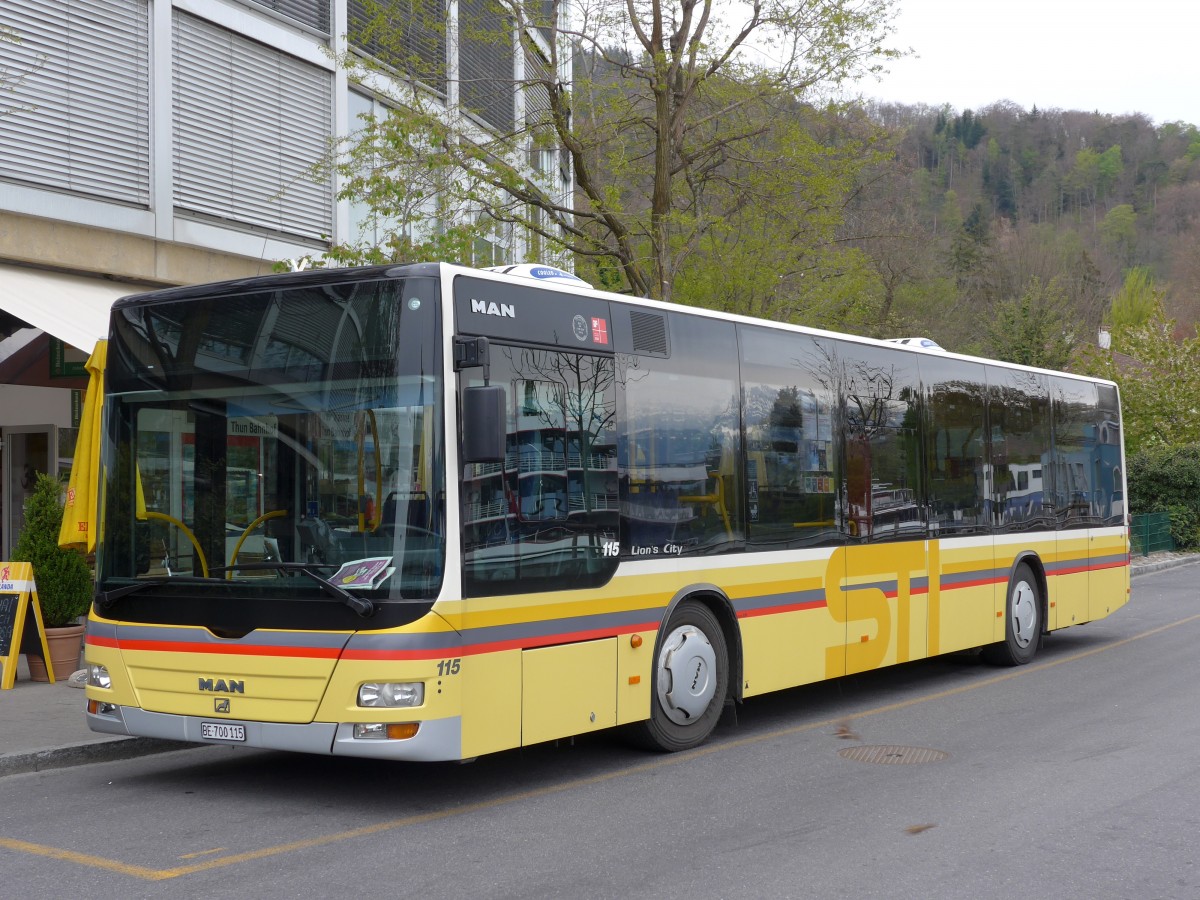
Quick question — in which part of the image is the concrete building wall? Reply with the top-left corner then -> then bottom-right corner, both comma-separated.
0,385 -> 72,428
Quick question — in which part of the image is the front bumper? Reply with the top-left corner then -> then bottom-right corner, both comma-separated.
87,704 -> 464,762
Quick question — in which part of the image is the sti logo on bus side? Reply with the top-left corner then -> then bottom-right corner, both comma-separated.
198,678 -> 245,694
471,298 -> 515,318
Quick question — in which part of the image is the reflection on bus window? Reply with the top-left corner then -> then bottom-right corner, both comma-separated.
842,345 -> 922,541
739,326 -> 839,549
618,314 -> 743,557
461,345 -> 619,595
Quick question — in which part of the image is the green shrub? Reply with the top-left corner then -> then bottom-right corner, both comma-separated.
1128,444 -> 1200,549
1166,504 -> 1200,550
11,472 -> 93,627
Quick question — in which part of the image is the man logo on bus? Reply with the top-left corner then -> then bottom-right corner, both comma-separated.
198,678 -> 245,693
471,298 -> 515,318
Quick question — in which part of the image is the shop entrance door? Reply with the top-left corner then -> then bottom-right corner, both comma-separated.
1,425 -> 56,559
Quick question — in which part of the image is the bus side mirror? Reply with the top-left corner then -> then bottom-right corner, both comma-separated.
462,385 -> 506,463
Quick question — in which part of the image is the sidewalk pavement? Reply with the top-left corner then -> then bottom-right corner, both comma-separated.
2,551 -> 1197,778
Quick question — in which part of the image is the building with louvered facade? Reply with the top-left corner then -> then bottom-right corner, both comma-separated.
0,0 -> 569,559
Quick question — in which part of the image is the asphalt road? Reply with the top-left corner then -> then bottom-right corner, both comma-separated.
2,565 -> 1198,899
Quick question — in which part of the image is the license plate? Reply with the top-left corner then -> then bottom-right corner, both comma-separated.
201,722 -> 246,742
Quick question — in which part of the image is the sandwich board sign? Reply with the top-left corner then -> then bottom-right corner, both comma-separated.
0,562 -> 53,689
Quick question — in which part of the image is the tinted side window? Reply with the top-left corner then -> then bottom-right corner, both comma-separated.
1051,376 -> 1099,529
739,326 -> 840,549
841,345 -> 923,541
1094,384 -> 1124,526
461,345 -> 619,595
921,357 -> 988,535
988,366 -> 1054,531
618,314 -> 743,557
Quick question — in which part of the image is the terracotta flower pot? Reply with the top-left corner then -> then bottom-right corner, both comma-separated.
26,623 -> 86,683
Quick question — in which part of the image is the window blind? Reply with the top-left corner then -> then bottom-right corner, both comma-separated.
173,11 -> 333,241
0,0 -> 150,206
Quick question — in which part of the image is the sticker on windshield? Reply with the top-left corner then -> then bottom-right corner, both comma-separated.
332,557 -> 395,589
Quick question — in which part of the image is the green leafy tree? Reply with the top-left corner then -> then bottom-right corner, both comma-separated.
1108,266 -> 1162,330
327,0 -> 902,305
11,473 -> 92,627
985,276 -> 1075,369
1098,203 -> 1137,264
1096,144 -> 1124,198
1079,301 -> 1200,453
1065,147 -> 1100,209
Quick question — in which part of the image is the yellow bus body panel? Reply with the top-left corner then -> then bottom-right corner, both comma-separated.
521,639 -> 617,746
461,649 -> 522,758
1054,534 -> 1091,627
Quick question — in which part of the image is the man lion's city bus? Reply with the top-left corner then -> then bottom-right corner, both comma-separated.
84,262 -> 1130,760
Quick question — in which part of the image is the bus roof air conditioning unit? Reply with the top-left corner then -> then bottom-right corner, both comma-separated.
485,263 -> 592,288
887,337 -> 944,352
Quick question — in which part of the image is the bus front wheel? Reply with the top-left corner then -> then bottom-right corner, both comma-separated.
983,562 -> 1041,666
632,600 -> 729,752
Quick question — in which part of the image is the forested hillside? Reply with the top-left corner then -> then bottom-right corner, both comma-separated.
847,101 -> 1200,357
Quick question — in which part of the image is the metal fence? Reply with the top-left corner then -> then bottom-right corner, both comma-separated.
1131,511 -> 1174,556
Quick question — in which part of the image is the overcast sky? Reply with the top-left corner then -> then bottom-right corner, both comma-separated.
856,0 -> 1197,127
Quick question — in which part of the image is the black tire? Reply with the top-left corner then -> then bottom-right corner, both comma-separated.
630,600 -> 729,752
982,562 -> 1041,666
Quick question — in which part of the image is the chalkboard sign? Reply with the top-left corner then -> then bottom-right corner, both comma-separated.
0,593 -> 19,662
0,562 -> 52,689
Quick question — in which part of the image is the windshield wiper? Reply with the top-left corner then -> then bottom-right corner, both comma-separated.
95,579 -> 170,611
210,562 -> 376,617
97,565 -> 375,618
94,575 -> 219,612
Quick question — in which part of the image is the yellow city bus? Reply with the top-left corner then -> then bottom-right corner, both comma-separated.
84,262 -> 1130,760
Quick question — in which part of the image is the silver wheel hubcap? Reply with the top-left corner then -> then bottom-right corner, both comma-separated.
1011,579 -> 1037,648
656,624 -> 717,726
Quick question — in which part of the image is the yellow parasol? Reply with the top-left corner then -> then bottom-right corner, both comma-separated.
58,340 -> 107,553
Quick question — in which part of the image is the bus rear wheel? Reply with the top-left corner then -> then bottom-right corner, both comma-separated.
983,562 -> 1041,666
631,600 -> 729,752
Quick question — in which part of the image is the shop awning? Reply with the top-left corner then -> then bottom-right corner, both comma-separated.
0,263 -> 141,353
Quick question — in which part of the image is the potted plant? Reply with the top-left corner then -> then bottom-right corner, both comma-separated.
13,472 -> 93,681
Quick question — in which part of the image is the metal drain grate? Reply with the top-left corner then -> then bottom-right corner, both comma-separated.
837,745 -> 949,765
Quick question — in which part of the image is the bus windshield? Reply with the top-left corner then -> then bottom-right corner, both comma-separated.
96,272 -> 445,630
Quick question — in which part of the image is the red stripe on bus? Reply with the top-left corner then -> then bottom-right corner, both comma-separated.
1052,565 -> 1091,576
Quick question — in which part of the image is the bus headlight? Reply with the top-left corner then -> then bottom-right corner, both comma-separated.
88,664 -> 112,689
358,682 -> 424,708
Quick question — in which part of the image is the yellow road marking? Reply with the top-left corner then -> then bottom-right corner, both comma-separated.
178,848 -> 226,859
4,612 -> 1198,881
0,838 -> 167,880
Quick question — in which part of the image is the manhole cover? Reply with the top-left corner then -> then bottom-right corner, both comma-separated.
837,745 -> 949,765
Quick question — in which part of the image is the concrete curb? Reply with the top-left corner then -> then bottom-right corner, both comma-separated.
1131,555 -> 1200,577
0,737 -> 190,778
